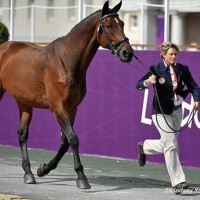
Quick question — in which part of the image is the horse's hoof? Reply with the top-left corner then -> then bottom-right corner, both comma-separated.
37,163 -> 50,177
76,178 -> 91,189
24,174 -> 36,184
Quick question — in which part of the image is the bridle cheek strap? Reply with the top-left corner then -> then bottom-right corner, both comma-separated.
97,13 -> 129,56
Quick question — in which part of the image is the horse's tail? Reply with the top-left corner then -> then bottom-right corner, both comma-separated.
0,68 -> 4,100
0,62 -> 5,100
0,47 -> 3,100
0,22 -> 8,100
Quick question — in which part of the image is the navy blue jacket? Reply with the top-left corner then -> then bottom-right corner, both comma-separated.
136,61 -> 200,115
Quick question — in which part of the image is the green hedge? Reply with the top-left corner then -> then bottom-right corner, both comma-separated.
0,22 -> 9,44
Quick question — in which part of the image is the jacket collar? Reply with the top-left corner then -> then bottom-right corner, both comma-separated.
160,60 -> 181,82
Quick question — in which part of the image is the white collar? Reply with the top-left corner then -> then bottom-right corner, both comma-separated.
163,59 -> 176,67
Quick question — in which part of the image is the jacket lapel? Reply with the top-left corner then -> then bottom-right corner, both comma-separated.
159,62 -> 172,83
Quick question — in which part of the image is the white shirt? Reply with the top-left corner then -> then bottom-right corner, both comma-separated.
163,60 -> 183,106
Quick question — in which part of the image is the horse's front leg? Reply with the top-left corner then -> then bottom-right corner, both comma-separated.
56,110 -> 91,189
17,102 -> 36,184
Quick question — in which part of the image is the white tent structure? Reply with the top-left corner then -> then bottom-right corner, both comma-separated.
8,0 -> 170,43
4,0 -> 200,49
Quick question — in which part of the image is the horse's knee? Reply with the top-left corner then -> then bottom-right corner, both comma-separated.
69,134 -> 79,148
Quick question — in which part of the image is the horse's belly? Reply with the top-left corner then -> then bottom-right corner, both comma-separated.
1,64 -> 49,108
14,94 -> 49,108
2,78 -> 49,108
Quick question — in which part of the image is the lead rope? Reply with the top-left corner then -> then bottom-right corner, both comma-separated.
154,84 -> 196,133
129,55 -> 196,133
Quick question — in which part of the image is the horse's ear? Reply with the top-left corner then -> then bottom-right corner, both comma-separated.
102,1 -> 109,17
112,0 -> 122,13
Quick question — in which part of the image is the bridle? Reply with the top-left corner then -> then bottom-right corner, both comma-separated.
97,13 -> 129,56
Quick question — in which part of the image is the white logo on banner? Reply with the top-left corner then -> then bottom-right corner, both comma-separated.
141,89 -> 200,128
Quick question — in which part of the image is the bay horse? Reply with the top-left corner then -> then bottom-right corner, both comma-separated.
0,0 -> 133,189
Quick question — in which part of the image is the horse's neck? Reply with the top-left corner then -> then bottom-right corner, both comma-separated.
60,12 -> 100,72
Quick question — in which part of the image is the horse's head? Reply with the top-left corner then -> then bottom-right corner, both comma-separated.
97,0 -> 134,62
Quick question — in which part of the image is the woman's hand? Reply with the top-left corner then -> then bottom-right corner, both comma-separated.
194,101 -> 200,111
145,75 -> 156,85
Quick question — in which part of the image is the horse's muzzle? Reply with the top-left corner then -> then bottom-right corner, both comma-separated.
118,47 -> 134,62
112,38 -> 134,62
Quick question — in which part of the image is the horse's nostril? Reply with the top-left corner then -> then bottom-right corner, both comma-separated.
123,50 -> 133,58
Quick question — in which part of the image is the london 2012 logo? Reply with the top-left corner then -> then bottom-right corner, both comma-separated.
140,88 -> 200,128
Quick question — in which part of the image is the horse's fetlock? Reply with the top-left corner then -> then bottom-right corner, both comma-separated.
22,161 -> 31,171
48,162 -> 57,170
75,164 -> 83,173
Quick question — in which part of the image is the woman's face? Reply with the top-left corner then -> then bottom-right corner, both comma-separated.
163,47 -> 178,66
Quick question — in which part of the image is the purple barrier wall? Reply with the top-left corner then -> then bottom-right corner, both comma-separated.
0,50 -> 200,167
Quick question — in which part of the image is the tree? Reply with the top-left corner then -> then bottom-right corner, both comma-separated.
0,22 -> 9,44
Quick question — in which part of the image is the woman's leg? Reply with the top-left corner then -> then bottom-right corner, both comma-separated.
151,110 -> 186,187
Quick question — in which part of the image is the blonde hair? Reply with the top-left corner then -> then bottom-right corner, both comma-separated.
160,42 -> 179,58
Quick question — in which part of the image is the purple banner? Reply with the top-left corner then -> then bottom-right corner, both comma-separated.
0,50 -> 200,168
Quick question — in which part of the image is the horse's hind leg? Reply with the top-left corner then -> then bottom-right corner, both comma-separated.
37,132 -> 70,176
17,102 -> 36,184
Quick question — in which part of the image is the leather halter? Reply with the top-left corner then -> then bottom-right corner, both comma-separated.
97,13 -> 129,56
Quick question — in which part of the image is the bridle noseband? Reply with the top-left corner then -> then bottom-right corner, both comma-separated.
97,13 -> 129,56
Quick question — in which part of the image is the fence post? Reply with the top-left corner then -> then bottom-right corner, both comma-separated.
9,0 -> 14,41
78,0 -> 83,22
30,1 -> 35,42
164,0 -> 169,42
